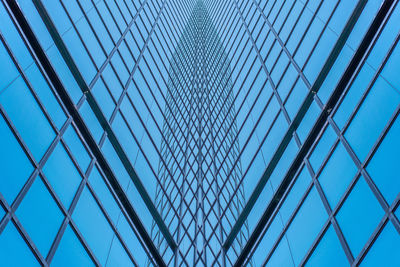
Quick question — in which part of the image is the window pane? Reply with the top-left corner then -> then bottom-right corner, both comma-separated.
318,142 -> 357,209
0,222 -> 40,266
286,187 -> 328,265
0,115 -> 33,204
306,225 -> 348,267
367,115 -> 400,205
16,176 -> 64,256
52,225 -> 94,267
63,125 -> 91,172
360,221 -> 400,267
43,142 -> 82,208
0,77 -> 55,161
345,77 -> 400,161
106,237 -> 134,267
72,187 -> 114,265
336,176 -> 384,257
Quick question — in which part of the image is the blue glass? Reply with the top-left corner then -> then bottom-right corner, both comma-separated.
333,64 -> 375,129
381,42 -> 400,91
52,225 -> 94,267
345,76 -> 400,161
367,115 -> 400,205
346,0 -> 381,50
0,205 -> 4,220
0,222 -> 40,266
47,46 -> 82,104
111,53 -> 129,84
278,64 -> 298,103
309,125 -> 336,172
86,6 -> 114,55
102,65 -> 122,101
16,176 -> 63,256
0,42 -> 19,92
366,4 -> 400,70
0,77 -> 55,161
0,115 -> 33,204
62,28 -> 97,84
89,166 -> 121,224
101,138 -> 131,190
0,4 -> 33,70
295,17 -> 324,68
329,0 -> 356,35
111,111 -> 139,165
306,225 -> 348,267
43,142 -> 82,208
75,17 -> 106,68
286,187 -> 328,265
116,215 -> 148,266
79,101 -> 103,143
360,221 -> 400,267
42,0 -> 72,34
63,125 -> 91,172
285,79 -> 308,119
92,79 -> 115,119
279,167 -> 311,224
316,0 -> 336,24
336,176 -> 384,257
105,238 -> 134,267
25,64 -> 67,129
266,237 -> 294,267
18,0 -> 53,50
318,142 -> 358,209
72,187 -> 114,266
297,101 -> 321,142
317,44 -> 353,104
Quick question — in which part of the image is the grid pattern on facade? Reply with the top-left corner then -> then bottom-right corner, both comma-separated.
151,2 -> 250,266
0,0 -> 399,266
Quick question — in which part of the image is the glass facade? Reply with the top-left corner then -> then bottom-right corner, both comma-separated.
0,0 -> 399,266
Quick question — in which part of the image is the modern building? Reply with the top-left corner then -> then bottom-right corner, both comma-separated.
0,0 -> 399,266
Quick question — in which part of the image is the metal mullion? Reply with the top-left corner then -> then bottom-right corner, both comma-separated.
107,0 -> 130,30
265,0 -> 286,27
126,69 -> 186,195
305,149 -> 355,265
83,0 -> 146,89
0,33 -> 60,135
172,30 -> 198,263
147,25 -> 196,120
138,54 -> 191,159
338,40 -> 400,136
260,171 -> 317,266
116,99 -> 181,217
201,39 -> 255,150
200,86 -> 277,228
259,0 -> 278,20
165,0 -> 186,36
234,0 -> 293,128
107,0 -> 166,119
200,33 -> 256,146
210,0 -> 233,36
71,166 -> 139,266
253,0 -> 313,90
102,0 -> 128,35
